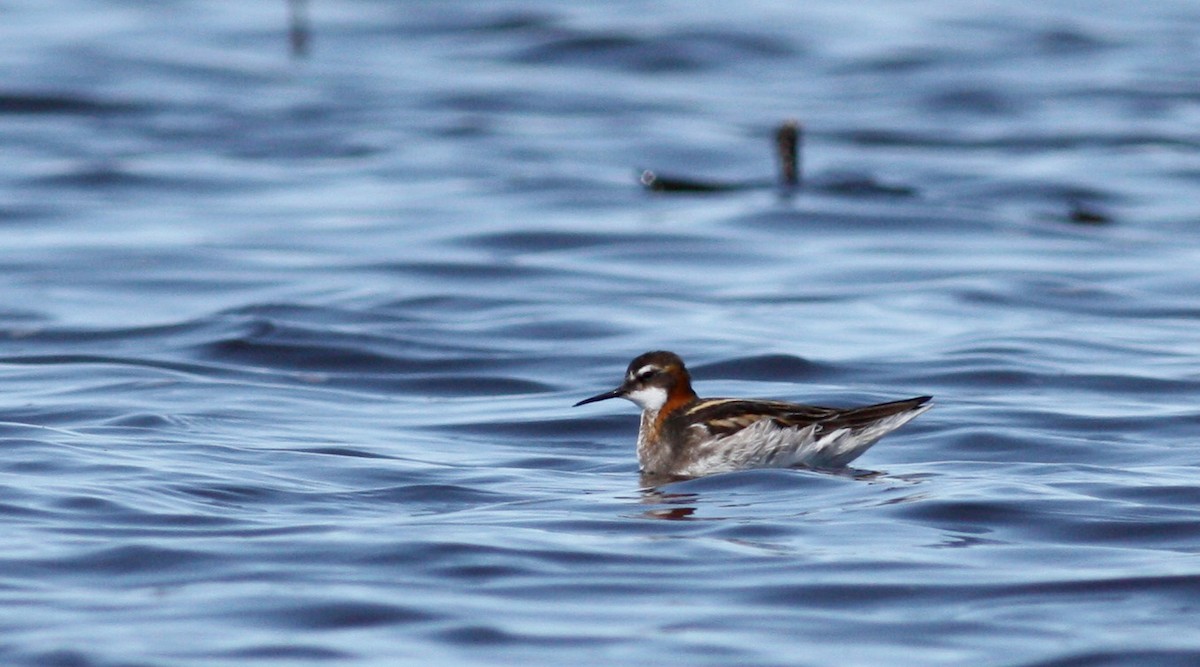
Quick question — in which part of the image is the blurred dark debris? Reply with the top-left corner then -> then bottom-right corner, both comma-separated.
643,119 -> 801,194
639,119 -> 801,195
289,0 -> 311,58
639,119 -> 916,199
775,120 -> 801,188
0,93 -> 141,116
1066,200 -> 1113,225
638,170 -> 748,193
1035,199 -> 1115,226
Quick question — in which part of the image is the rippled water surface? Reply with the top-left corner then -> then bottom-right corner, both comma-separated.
3,1 -> 1200,665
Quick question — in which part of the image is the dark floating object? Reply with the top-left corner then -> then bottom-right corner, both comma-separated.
1067,200 -> 1112,225
0,93 -> 137,116
638,119 -> 921,199
638,169 -> 747,193
288,0 -> 311,58
640,119 -> 803,194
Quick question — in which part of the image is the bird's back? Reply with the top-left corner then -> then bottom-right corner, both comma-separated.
654,396 -> 932,477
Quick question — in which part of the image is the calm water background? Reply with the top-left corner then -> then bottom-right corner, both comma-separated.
2,1 -> 1200,665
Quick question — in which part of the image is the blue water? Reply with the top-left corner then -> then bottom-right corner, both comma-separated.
3,1 -> 1200,665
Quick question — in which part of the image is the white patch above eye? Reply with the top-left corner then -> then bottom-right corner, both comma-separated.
633,364 -> 659,380
624,386 -> 668,411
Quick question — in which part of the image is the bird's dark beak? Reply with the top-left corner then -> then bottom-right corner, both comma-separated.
573,387 -> 624,407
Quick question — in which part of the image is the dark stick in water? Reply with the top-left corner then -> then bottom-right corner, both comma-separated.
288,0 -> 311,58
775,120 -> 802,189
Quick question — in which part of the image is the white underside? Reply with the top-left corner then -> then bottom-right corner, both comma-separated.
653,404 -> 931,477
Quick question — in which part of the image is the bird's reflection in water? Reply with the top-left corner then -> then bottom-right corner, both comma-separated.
634,466 -> 927,520
638,470 -> 711,520
637,482 -> 700,521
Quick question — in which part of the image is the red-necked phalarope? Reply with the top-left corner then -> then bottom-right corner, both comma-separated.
573,351 -> 932,478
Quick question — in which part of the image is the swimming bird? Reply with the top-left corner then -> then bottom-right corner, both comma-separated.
573,351 -> 931,478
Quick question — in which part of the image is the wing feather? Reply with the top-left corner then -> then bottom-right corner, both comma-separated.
679,396 -> 932,438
